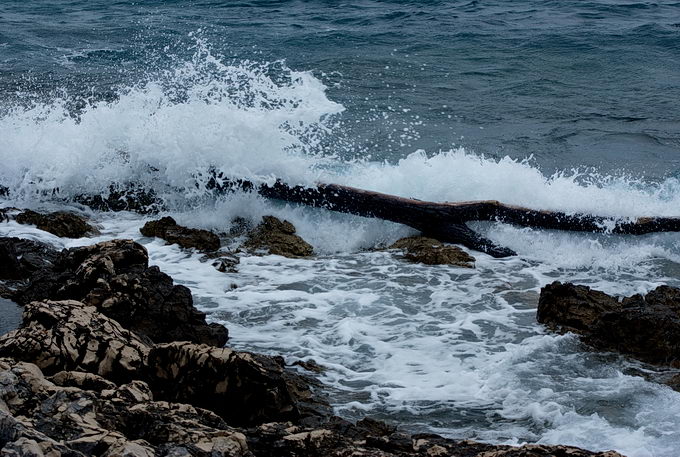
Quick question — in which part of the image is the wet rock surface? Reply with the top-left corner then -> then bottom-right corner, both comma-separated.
0,237 -> 625,457
11,239 -> 228,347
539,281 -> 680,367
13,209 -> 98,238
244,216 -> 313,258
141,216 -> 221,252
390,236 -> 475,267
200,251 -> 240,273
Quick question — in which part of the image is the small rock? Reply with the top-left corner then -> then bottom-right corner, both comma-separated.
201,252 -> 240,274
291,359 -> 325,374
390,236 -> 475,267
14,209 -> 97,238
141,216 -> 220,252
244,216 -> 313,258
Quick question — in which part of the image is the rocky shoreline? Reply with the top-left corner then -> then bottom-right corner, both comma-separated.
0,208 -> 654,456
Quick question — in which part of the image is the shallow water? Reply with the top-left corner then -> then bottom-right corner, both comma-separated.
0,298 -> 21,335
2,1 -> 680,455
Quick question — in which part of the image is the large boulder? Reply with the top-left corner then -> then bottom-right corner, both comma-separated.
13,239 -> 228,347
538,282 -> 680,366
0,301 -> 149,383
244,216 -> 313,258
148,342 -> 329,427
141,216 -> 221,252
390,236 -> 475,267
14,209 -> 97,238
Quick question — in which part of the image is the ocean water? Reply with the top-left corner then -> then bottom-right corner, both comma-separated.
2,1 -> 680,456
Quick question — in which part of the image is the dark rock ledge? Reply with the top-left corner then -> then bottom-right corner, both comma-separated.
0,237 -> 623,456
539,281 -> 680,369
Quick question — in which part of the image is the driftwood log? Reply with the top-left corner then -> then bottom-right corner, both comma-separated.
218,178 -> 680,258
7,177 -> 679,258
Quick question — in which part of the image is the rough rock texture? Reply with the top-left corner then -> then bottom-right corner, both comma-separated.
0,357 -> 252,457
390,236 -> 475,267
0,356 -> 623,457
0,300 -> 149,383
141,216 -> 221,252
0,236 -> 626,457
0,237 -> 58,281
148,342 -> 328,427
538,281 -> 680,366
537,282 -> 621,333
14,209 -> 98,238
13,239 -> 228,347
244,216 -> 313,258
245,419 -> 623,457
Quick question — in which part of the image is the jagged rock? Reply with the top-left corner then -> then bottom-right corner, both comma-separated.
107,402 -> 251,457
141,217 -> 220,252
390,236 -> 475,267
245,419 -> 623,457
0,411 -> 86,457
0,301 -> 149,383
14,209 -> 98,238
0,357 -> 252,457
244,216 -> 313,258
0,237 -> 58,281
14,239 -> 228,347
538,282 -> 680,367
148,342 -> 329,427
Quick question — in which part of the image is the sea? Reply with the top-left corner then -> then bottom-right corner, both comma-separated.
1,1 -> 680,456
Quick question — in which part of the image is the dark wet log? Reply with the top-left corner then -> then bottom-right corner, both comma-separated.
221,179 -> 680,258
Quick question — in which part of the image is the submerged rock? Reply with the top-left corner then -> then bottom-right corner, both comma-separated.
201,251 -> 240,273
538,282 -> 680,367
244,216 -> 313,258
390,236 -> 475,267
14,209 -> 98,238
141,216 -> 221,252
13,239 -> 228,347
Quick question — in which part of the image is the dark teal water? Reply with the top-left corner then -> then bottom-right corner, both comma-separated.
2,0 -> 679,175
